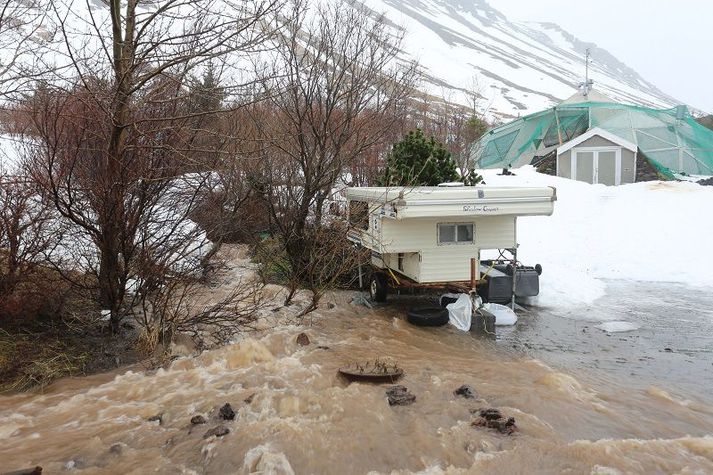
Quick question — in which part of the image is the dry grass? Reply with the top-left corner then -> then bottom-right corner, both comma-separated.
0,329 -> 90,393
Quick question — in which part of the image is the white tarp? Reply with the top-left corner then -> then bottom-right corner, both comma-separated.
442,293 -> 472,331
482,302 -> 518,326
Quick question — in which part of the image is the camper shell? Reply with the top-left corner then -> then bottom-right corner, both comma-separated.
346,185 -> 556,302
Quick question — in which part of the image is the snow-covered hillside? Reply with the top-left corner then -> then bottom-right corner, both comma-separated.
360,0 -> 682,119
1,0 -> 686,120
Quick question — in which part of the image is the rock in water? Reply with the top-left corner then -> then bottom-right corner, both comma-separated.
109,443 -> 123,455
454,384 -> 476,399
296,333 -> 310,346
472,408 -> 517,435
244,393 -> 256,404
219,403 -> 235,421
191,415 -> 206,425
203,425 -> 230,439
477,408 -> 503,420
386,385 -> 416,406
147,413 -> 163,425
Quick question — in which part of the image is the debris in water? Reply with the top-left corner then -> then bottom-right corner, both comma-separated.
316,345 -> 330,350
338,358 -> 403,382
474,408 -> 502,420
109,443 -> 123,455
203,425 -> 230,439
664,347 -> 673,352
147,413 -> 163,425
244,393 -> 256,404
63,459 -> 85,470
2,467 -> 43,475
243,444 -> 296,474
219,403 -> 235,421
454,384 -> 476,399
326,302 -> 336,309
386,385 -> 416,406
191,415 -> 207,425
296,332 -> 310,346
472,408 -> 517,435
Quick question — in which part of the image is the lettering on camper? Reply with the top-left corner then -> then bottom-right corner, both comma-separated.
462,204 -> 499,213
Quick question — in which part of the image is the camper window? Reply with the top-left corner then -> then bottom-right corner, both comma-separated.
438,223 -> 474,245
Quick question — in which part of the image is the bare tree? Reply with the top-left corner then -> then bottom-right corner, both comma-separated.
0,0 -> 53,100
248,0 -> 417,308
23,0 -> 280,333
0,175 -> 58,300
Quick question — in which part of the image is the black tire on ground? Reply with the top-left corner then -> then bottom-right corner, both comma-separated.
407,307 -> 450,327
440,296 -> 458,308
369,272 -> 388,302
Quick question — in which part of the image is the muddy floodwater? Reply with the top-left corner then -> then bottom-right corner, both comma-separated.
2,284 -> 713,474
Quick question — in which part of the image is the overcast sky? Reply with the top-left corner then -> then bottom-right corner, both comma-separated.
496,0 -> 713,113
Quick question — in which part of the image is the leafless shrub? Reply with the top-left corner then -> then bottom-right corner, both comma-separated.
130,275 -> 265,353
0,173 -> 67,324
295,223 -> 368,316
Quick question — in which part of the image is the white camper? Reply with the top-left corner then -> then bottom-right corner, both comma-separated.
346,185 -> 556,302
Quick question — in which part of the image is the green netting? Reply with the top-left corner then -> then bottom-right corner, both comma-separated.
471,101 -> 713,176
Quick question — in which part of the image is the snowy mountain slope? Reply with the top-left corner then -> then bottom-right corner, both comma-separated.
1,0 -> 684,122
361,0 -> 682,119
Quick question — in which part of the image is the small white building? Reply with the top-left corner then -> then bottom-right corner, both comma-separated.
556,128 -> 638,186
346,185 -> 556,299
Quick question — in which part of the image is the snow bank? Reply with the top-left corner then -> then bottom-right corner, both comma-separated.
479,166 -> 713,309
0,135 -> 22,174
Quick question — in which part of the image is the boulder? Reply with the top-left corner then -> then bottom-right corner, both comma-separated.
219,403 -> 235,421
472,408 -> 517,435
296,333 -> 310,346
191,415 -> 207,425
386,385 -> 416,406
203,425 -> 230,439
454,384 -> 476,399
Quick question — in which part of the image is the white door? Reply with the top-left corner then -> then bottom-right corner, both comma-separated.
572,148 -> 622,185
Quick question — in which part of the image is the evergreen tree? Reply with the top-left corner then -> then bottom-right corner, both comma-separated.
189,63 -> 225,115
380,129 -> 460,186
465,115 -> 488,143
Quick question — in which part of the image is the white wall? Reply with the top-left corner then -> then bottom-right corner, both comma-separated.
375,216 -> 516,282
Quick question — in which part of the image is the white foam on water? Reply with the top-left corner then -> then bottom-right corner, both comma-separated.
243,443 -> 295,475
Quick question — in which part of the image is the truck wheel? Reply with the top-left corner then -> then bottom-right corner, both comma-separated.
369,272 -> 388,302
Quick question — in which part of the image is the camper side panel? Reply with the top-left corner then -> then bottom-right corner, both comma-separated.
382,252 -> 420,281
380,216 -> 515,283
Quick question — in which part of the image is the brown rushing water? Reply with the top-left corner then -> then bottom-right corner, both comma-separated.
1,289 -> 713,474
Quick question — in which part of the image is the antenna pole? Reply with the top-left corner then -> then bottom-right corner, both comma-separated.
584,48 -> 590,97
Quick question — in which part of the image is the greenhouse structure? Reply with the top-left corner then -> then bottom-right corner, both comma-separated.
470,92 -> 713,183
